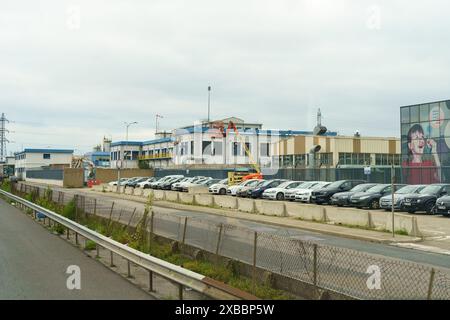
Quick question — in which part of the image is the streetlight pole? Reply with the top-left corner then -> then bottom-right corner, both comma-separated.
117,121 -> 137,193
391,162 -> 395,238
207,86 -> 211,124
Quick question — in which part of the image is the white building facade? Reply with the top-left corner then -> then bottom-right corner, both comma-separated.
14,149 -> 74,179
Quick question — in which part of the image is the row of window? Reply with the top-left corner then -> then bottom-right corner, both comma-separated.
177,142 -> 271,157
277,153 -> 333,167
401,101 -> 450,124
15,153 -> 52,160
276,153 -> 401,167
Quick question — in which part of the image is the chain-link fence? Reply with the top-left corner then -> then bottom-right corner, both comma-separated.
12,183 -> 450,300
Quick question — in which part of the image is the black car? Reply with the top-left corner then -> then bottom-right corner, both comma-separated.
160,177 -> 184,190
311,180 -> 366,205
126,177 -> 148,188
248,179 -> 287,199
349,184 -> 406,209
434,195 -> 450,217
402,184 -> 450,214
330,183 -> 378,206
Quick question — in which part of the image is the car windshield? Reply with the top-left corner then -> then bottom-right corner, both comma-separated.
397,185 -> 422,194
313,182 -> 330,190
366,185 -> 389,193
245,180 -> 260,187
351,184 -> 375,192
255,180 -> 267,187
326,181 -> 346,189
296,182 -> 316,189
220,179 -> 228,184
419,185 -> 443,195
277,181 -> 294,189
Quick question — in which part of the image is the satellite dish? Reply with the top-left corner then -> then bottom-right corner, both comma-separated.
310,145 -> 322,153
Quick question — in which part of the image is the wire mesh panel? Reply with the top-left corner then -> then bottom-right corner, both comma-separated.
316,245 -> 433,300
257,233 -> 316,284
152,212 -> 183,241
432,270 -> 450,300
219,224 -> 255,265
184,218 -> 220,253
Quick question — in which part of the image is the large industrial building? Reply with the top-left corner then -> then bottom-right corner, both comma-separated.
14,149 -> 74,180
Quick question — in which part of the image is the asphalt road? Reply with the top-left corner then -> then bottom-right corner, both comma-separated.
0,199 -> 154,300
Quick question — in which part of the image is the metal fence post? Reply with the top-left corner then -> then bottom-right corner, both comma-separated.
148,270 -> 154,292
215,224 -> 223,255
110,251 -> 115,267
94,199 -> 97,216
96,244 -> 100,258
74,195 -> 79,221
313,244 -> 318,287
127,260 -> 132,278
149,211 -> 154,250
182,216 -> 188,245
178,284 -> 183,300
75,232 -> 79,246
427,268 -> 436,300
252,231 -> 258,293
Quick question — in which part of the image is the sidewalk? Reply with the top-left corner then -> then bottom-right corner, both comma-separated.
85,189 -> 420,244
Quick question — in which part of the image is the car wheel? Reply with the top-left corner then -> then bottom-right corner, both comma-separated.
425,202 -> 435,215
370,199 -> 380,210
219,188 -> 226,195
276,193 -> 284,201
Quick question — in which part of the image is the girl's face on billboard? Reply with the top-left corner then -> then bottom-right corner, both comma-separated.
409,131 -> 425,155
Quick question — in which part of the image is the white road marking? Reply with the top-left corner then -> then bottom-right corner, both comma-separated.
391,243 -> 450,256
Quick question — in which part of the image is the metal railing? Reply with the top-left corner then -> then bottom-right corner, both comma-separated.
0,189 -> 257,301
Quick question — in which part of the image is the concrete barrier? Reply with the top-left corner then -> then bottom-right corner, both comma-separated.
195,194 -> 214,207
213,196 -> 238,209
255,200 -> 287,217
119,186 -> 126,194
285,202 -> 326,222
188,186 -> 209,194
142,189 -> 153,198
124,187 -> 134,195
385,213 -> 422,237
165,191 -> 180,202
133,188 -> 143,197
325,207 -> 373,228
179,193 -> 195,205
153,190 -> 166,200
237,198 -> 256,213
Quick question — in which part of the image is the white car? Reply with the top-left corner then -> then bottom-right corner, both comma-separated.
227,179 -> 260,196
151,175 -> 184,189
137,177 -> 159,189
295,182 -> 331,203
171,177 -> 194,191
172,176 -> 208,191
283,181 -> 319,201
262,181 -> 304,201
181,177 -> 212,192
108,178 -> 130,186
209,179 -> 229,195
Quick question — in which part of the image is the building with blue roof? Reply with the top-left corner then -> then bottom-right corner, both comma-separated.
14,148 -> 74,179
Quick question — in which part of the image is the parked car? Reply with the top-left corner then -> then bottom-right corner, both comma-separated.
379,185 -> 426,211
160,177 -> 185,190
434,195 -> 450,217
294,182 -> 331,203
236,180 -> 266,197
171,177 -> 194,191
181,177 -> 213,192
330,183 -> 378,207
402,184 -> 450,214
209,179 -> 229,195
174,176 -> 209,192
109,178 -> 130,186
262,181 -> 304,200
201,179 -> 221,187
349,184 -> 406,209
248,179 -> 287,199
310,180 -> 366,205
151,175 -> 184,189
228,179 -> 261,196
284,181 -> 321,201
137,177 -> 159,189
125,177 -> 147,188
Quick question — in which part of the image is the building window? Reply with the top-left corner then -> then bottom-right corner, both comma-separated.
43,154 -> 51,159
318,153 -> 333,166
232,142 -> 241,156
294,154 -> 307,167
213,142 -> 222,156
260,143 -> 270,157
190,141 -> 194,155
244,143 -> 251,156
202,141 -> 212,155
338,153 -> 371,166
131,151 -> 139,160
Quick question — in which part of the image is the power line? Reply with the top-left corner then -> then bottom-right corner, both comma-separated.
0,113 -> 10,162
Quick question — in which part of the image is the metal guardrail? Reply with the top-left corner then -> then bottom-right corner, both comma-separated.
0,189 -> 257,300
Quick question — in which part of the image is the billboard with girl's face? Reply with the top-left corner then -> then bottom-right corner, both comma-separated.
401,100 -> 450,184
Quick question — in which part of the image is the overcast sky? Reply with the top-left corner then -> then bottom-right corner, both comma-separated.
2,0 -> 450,155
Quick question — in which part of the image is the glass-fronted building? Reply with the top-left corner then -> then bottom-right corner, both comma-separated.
401,99 -> 450,184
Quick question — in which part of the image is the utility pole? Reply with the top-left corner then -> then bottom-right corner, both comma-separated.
155,114 -> 163,135
0,113 -> 10,162
391,162 -> 395,238
207,86 -> 211,124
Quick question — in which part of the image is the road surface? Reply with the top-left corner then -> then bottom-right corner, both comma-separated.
0,199 -> 154,300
